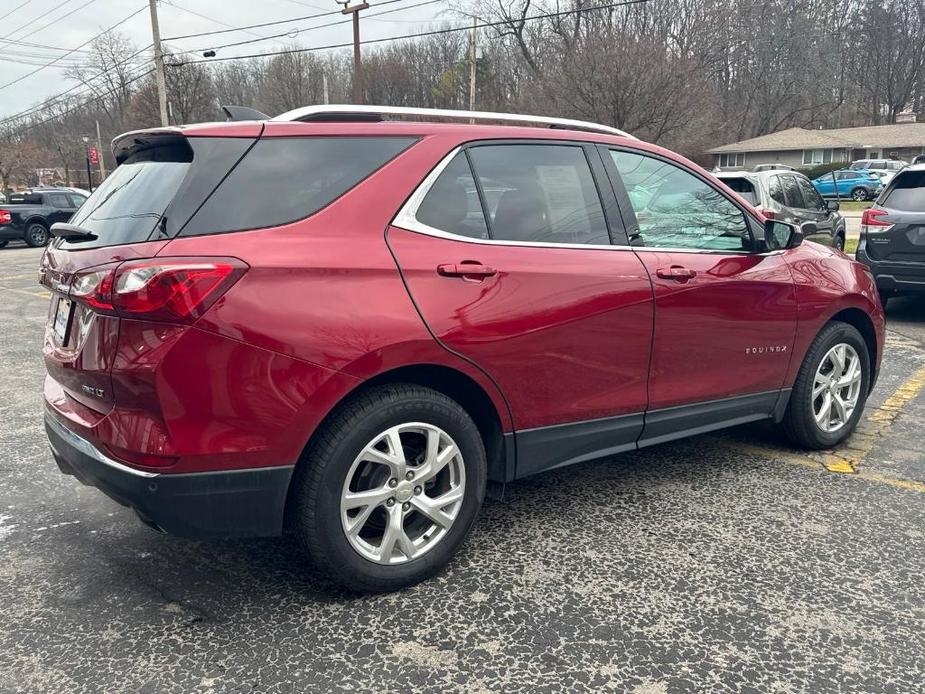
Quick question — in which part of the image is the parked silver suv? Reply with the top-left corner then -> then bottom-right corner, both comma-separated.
716,170 -> 846,250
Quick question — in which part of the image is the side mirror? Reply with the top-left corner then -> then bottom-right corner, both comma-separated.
826,200 -> 839,212
764,220 -> 803,251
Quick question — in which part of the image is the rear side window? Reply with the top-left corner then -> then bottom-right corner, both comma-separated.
780,175 -> 804,207
415,153 -> 489,239
718,177 -> 758,205
883,171 -> 925,211
769,176 -> 785,204
182,137 -> 416,236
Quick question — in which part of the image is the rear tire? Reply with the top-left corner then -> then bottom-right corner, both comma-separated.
291,383 -> 486,593
24,223 -> 49,247
850,187 -> 868,202
878,289 -> 893,308
834,234 -> 845,252
780,321 -> 870,450
0,240 -> 7,249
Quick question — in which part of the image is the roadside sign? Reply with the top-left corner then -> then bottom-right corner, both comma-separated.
88,147 -> 99,165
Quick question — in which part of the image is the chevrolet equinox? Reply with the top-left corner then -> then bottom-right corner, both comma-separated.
41,106 -> 884,592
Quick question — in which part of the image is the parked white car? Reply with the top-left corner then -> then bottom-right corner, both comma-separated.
850,158 -> 908,188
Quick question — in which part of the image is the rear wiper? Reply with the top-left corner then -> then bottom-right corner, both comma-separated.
50,222 -> 98,241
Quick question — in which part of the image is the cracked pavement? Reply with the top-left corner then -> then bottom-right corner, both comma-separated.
1,244 -> 924,693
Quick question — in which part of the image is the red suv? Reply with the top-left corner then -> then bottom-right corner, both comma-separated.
41,106 -> 884,592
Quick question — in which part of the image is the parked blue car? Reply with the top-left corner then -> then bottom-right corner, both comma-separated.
813,169 -> 882,201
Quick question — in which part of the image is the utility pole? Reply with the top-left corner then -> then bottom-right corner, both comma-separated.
148,0 -> 169,126
95,120 -> 106,179
468,17 -> 477,112
340,1 -> 369,104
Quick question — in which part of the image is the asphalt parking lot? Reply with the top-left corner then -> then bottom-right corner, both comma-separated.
1,243 -> 924,693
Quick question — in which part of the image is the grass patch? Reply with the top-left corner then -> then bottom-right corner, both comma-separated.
845,237 -> 859,255
836,200 -> 873,212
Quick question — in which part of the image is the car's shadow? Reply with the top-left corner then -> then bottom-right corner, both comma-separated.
58,434 -> 763,613
884,294 -> 925,322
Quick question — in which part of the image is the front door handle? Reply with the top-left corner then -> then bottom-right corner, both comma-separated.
437,263 -> 497,279
656,266 -> 697,282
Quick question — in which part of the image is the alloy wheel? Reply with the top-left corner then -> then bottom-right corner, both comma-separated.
29,225 -> 48,246
812,343 -> 862,433
851,188 -> 866,201
340,422 -> 465,565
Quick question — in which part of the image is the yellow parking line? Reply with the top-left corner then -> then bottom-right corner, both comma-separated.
720,364 -> 925,493
0,273 -> 37,282
0,284 -> 49,299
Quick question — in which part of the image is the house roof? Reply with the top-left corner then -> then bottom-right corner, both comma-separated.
709,123 -> 925,154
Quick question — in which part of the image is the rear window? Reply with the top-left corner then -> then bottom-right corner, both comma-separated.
61,140 -> 196,249
718,177 -> 758,205
883,171 -> 925,211
181,136 -> 417,237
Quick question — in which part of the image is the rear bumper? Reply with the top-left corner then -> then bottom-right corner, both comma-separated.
856,242 -> 925,292
0,225 -> 24,240
45,409 -> 293,538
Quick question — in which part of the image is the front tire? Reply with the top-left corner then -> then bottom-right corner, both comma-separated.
291,384 -> 487,593
24,223 -> 49,247
833,234 -> 845,252
0,240 -> 8,249
780,322 -> 870,449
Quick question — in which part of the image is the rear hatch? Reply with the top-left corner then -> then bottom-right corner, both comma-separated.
863,169 -> 925,263
41,126 -> 261,417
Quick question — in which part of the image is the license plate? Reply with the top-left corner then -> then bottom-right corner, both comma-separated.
53,297 -> 72,345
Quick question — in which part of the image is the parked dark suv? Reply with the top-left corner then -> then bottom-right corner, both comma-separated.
716,170 -> 847,250
856,163 -> 925,305
42,106 -> 883,592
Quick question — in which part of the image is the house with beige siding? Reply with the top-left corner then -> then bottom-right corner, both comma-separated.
709,122 -> 925,170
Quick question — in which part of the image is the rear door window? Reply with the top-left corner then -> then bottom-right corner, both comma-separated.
46,193 -> 70,209
466,144 -> 609,245
182,136 -> 417,236
883,171 -> 925,211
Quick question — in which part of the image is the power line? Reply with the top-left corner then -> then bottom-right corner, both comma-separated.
0,42 -> 153,126
162,0 -> 417,41
174,0 -> 654,66
0,5 -> 148,92
17,67 -> 155,134
162,0 -> 278,41
179,0 -> 445,55
0,0 -> 101,49
0,1 -> 33,24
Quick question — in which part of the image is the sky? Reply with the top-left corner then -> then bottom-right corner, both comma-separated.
0,0 -> 454,119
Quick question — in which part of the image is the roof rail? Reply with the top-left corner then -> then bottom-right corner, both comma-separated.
271,104 -> 636,139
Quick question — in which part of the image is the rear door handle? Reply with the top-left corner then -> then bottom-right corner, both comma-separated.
437,263 -> 497,279
656,266 -> 696,281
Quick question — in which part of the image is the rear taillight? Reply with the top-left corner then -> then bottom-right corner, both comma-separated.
70,264 -> 118,312
68,257 -> 247,323
757,207 -> 776,220
860,208 -> 893,235
0,210 -> 10,225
